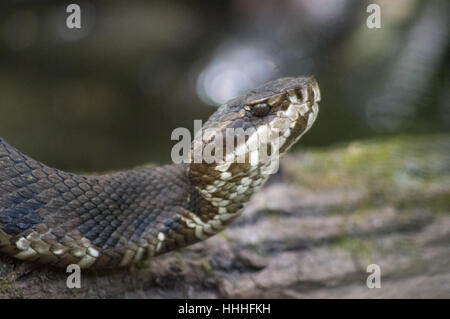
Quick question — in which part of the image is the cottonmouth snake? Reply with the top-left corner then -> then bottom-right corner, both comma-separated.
0,77 -> 320,269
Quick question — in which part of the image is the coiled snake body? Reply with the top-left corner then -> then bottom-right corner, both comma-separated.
0,77 -> 320,268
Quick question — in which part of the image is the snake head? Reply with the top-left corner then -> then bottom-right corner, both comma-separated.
186,77 -> 321,231
191,76 -> 321,171
238,76 -> 320,155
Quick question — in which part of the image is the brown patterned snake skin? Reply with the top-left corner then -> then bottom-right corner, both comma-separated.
0,77 -> 320,269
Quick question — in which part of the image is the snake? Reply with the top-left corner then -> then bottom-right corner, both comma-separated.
0,76 -> 320,269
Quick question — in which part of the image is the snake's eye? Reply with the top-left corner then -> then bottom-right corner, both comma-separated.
251,103 -> 271,117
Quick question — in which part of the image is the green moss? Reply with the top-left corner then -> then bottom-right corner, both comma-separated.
199,258 -> 212,273
288,134 -> 450,214
0,277 -> 16,296
217,231 -> 232,242
331,235 -> 376,257
395,192 -> 450,215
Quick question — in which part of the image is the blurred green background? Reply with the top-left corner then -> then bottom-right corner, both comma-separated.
0,0 -> 448,172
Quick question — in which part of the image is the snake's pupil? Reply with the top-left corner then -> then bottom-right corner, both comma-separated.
252,103 -> 271,117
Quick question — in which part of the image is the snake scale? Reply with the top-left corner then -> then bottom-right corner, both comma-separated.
0,77 -> 320,269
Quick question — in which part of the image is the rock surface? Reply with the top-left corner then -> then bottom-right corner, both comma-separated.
0,135 -> 449,298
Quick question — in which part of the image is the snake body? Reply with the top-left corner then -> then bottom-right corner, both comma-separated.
0,77 -> 320,268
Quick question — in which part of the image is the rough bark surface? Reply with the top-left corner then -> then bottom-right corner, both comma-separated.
0,135 -> 449,298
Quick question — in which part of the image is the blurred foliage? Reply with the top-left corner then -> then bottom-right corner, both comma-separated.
0,0 -> 448,171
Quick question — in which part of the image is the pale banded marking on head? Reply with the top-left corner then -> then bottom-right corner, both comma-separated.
277,96 -> 319,149
312,81 -> 321,101
218,121 -> 273,165
312,103 -> 319,120
298,104 -> 309,116
285,105 -> 299,121
287,89 -> 299,103
307,112 -> 315,127
283,129 -> 291,138
292,102 -> 320,145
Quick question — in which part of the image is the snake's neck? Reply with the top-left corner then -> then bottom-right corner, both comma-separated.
187,160 -> 268,230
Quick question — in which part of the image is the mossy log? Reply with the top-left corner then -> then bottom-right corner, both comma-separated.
1,135 -> 449,298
